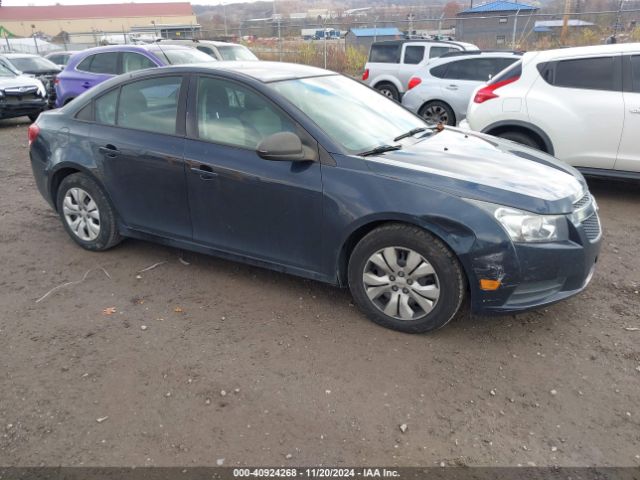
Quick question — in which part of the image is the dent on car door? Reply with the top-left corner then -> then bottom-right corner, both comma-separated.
183,75 -> 325,273
90,75 -> 191,238
616,55 -> 640,172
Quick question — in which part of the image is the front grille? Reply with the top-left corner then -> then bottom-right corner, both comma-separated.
582,214 -> 601,242
3,93 -> 40,104
573,193 -> 591,210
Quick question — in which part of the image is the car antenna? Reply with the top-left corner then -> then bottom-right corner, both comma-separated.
154,38 -> 172,65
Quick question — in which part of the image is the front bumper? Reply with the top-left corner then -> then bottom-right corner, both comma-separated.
0,100 -> 47,119
458,119 -> 471,130
470,198 -> 602,314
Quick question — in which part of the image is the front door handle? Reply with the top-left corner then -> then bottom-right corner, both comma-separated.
630,108 -> 640,114
82,82 -> 92,89
98,144 -> 119,158
190,165 -> 218,180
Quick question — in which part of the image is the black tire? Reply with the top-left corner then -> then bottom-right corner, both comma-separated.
28,113 -> 40,122
348,223 -> 465,334
496,130 -> 544,151
56,173 -> 122,251
375,82 -> 400,101
419,101 -> 456,126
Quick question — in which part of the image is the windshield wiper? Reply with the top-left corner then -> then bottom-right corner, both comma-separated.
393,127 -> 428,142
358,144 -> 402,157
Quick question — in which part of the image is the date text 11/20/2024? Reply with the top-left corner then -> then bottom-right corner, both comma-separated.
233,468 -> 400,477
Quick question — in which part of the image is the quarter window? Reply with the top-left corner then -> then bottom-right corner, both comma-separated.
369,44 -> 400,63
117,76 -> 182,134
553,57 -> 616,91
429,46 -> 455,59
78,53 -> 119,75
121,52 -> 156,73
196,76 -> 295,149
403,46 -> 424,64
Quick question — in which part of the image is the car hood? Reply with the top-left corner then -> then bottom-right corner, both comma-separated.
0,74 -> 45,91
362,128 -> 586,215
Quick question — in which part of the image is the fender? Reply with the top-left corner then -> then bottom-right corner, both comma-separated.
482,120 -> 555,156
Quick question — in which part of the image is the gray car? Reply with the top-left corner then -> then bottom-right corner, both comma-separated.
0,62 -> 47,121
401,51 -> 522,126
156,39 -> 258,61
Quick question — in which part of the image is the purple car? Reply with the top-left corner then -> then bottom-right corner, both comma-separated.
54,44 -> 214,108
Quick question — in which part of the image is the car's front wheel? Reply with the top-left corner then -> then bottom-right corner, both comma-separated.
348,223 -> 465,333
419,101 -> 456,126
56,173 -> 122,251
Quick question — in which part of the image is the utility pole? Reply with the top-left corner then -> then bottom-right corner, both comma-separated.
612,0 -> 625,40
560,0 -> 572,44
511,9 -> 520,48
223,2 -> 228,36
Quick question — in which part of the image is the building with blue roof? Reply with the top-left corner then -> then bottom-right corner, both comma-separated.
456,1 -> 539,48
345,27 -> 403,49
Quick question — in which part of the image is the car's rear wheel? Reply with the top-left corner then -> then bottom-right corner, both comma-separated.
419,101 -> 455,126
375,83 -> 400,101
56,173 -> 122,251
348,223 -> 465,333
496,130 -> 543,151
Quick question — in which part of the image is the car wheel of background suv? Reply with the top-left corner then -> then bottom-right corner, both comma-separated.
347,223 -> 465,334
375,82 -> 400,101
56,173 -> 122,251
419,101 -> 456,126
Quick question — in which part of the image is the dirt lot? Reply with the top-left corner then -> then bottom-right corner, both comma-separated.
0,117 -> 639,468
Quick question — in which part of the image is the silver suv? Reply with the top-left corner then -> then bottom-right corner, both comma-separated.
401,51 -> 522,125
362,39 -> 478,100
156,39 -> 258,61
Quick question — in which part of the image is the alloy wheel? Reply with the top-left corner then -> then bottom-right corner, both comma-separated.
362,246 -> 440,320
422,105 -> 449,125
62,187 -> 101,241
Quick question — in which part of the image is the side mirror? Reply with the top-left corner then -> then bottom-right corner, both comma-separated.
257,132 -> 306,161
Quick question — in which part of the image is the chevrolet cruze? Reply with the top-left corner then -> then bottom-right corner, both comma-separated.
29,62 -> 601,333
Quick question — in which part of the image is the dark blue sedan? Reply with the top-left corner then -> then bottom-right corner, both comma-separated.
28,62 -> 601,333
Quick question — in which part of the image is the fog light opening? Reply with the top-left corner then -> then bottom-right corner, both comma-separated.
480,279 -> 501,291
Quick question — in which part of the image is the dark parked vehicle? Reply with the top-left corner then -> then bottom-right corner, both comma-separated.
0,53 -> 60,108
29,62 -> 601,333
0,63 -> 47,121
54,44 -> 214,107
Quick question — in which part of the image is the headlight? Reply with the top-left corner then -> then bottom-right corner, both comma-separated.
469,200 -> 569,243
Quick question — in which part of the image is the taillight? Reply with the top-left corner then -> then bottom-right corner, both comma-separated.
407,77 -> 422,90
362,68 -> 369,81
54,77 -> 60,85
473,76 -> 520,104
28,123 -> 40,146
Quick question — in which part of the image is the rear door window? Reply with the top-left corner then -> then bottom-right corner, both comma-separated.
630,55 -> 640,93
369,44 -> 400,63
78,53 -> 119,75
550,56 -> 617,91
117,76 -> 182,134
403,46 -> 425,64
429,46 -> 456,59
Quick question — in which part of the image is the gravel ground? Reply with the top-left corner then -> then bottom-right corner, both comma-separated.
0,117 -> 639,467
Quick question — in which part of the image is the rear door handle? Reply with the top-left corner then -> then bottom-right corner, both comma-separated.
82,82 -> 92,89
98,145 -> 120,158
446,84 -> 458,90
190,165 -> 218,180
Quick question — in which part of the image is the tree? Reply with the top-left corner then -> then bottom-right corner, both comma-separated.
443,1 -> 462,18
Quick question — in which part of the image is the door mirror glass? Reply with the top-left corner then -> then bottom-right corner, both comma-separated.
257,132 -> 306,161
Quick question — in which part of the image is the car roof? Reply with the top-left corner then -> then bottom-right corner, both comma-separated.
526,42 -> 640,61
159,39 -> 245,48
428,50 -> 523,66
371,39 -> 478,50
72,43 -> 195,55
1,53 -> 40,58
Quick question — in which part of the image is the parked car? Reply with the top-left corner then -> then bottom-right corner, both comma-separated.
401,51 -> 522,125
157,39 -> 258,61
0,53 -> 60,108
44,50 -> 81,69
362,39 -> 479,100
0,62 -> 47,122
29,62 -> 601,333
54,44 -> 214,107
462,43 -> 640,178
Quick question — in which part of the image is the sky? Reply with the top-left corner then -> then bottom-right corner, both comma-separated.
2,0 -> 242,6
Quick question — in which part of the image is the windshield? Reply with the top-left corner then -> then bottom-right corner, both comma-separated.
0,63 -> 16,77
217,45 -> 258,61
157,48 -> 214,65
270,75 -> 428,152
8,56 -> 59,72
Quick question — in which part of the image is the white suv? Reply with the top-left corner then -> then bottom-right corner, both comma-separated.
401,51 -> 522,125
362,39 -> 478,101
463,43 -> 640,177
